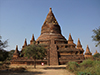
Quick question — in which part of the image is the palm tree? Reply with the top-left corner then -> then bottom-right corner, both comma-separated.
22,44 -> 46,69
92,27 -> 100,47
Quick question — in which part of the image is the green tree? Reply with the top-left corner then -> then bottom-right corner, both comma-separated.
22,44 -> 46,69
0,36 -> 8,50
92,27 -> 100,47
0,50 -> 8,61
7,50 -> 15,60
93,53 -> 100,61
0,36 -> 8,61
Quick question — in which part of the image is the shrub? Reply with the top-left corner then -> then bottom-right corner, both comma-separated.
93,53 -> 100,61
66,59 -> 100,75
80,59 -> 93,68
66,61 -> 79,72
77,72 -> 92,75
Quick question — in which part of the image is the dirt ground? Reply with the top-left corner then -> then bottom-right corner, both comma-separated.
0,65 -> 75,75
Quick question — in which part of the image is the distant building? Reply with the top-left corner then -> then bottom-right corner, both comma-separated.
11,8 -> 93,65
94,50 -> 98,55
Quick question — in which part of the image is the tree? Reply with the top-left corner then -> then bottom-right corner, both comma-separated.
6,50 -> 15,60
0,50 -> 8,61
92,27 -> 100,47
22,44 -> 46,69
93,53 -> 100,61
0,36 -> 8,61
0,36 -> 8,50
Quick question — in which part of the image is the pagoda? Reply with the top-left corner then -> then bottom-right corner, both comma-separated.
11,8 -> 85,65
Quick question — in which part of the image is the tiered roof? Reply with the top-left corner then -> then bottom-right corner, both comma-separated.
36,8 -> 66,41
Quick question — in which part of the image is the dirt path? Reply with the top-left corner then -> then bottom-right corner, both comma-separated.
27,69 -> 75,75
0,65 -> 75,75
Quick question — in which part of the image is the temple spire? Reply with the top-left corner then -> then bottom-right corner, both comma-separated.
49,8 -> 52,13
77,38 -> 81,45
94,50 -> 98,55
41,8 -> 61,34
85,45 -> 92,55
68,33 -> 76,48
22,38 -> 27,49
30,34 -> 35,45
15,45 -> 18,53
85,45 -> 92,58
13,45 -> 19,58
85,45 -> 91,53
68,33 -> 73,44
77,38 -> 82,49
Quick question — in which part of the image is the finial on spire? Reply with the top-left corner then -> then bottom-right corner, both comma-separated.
49,7 -> 52,12
50,7 -> 52,10
78,38 -> 79,40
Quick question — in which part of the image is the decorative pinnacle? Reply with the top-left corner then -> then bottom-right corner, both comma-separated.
68,33 -> 73,41
95,50 -> 98,53
86,45 -> 91,53
31,34 -> 35,41
49,7 -> 52,12
16,45 -> 18,50
50,8 -> 52,10
24,38 -> 27,46
14,45 -> 19,54
77,38 -> 81,45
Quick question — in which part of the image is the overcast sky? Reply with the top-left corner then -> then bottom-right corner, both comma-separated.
0,0 -> 100,54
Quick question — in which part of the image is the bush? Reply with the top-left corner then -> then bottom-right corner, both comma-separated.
66,61 -> 79,72
80,59 -> 93,68
93,53 -> 100,61
66,59 -> 100,75
77,72 -> 92,75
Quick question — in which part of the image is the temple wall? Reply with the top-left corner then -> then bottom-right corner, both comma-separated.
39,41 -> 50,44
58,55 -> 84,65
11,61 -> 47,65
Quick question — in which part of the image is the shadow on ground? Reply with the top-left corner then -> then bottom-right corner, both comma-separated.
43,66 -> 66,70
0,71 -> 44,75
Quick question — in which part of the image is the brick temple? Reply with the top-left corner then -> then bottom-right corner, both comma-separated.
11,8 -> 93,65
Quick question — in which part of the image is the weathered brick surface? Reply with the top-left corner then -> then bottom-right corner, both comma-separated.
11,8 -> 87,65
49,39 -> 58,65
